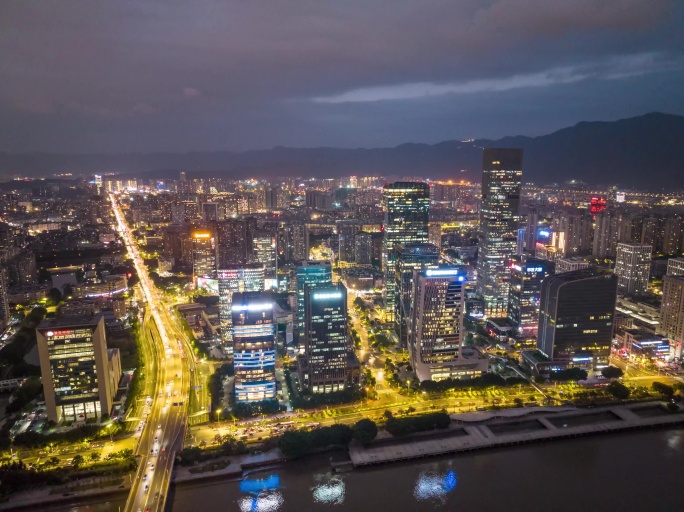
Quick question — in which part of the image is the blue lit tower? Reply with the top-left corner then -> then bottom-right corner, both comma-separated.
296,260 -> 332,342
232,291 -> 276,403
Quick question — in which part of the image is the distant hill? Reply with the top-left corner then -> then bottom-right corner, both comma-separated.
0,112 -> 682,190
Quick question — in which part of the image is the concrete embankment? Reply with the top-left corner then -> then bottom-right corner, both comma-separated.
349,402 -> 684,467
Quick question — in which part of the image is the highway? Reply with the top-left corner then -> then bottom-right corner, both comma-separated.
111,194 -> 192,512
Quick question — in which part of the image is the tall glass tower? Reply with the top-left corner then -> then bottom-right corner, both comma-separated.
476,149 -> 523,318
382,182 -> 430,322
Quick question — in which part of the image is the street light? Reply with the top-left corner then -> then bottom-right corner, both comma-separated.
215,408 -> 222,423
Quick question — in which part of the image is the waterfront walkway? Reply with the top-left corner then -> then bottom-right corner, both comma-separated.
349,402 -> 684,467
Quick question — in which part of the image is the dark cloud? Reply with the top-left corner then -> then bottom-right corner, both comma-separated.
0,0 -> 683,152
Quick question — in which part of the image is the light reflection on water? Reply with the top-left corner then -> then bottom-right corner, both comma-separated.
237,492 -> 285,512
413,469 -> 459,504
311,474 -> 346,505
667,431 -> 682,450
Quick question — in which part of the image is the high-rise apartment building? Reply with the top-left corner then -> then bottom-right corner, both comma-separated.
191,230 -> 217,281
36,316 -> 114,422
202,202 -> 219,221
283,222 -> 309,262
408,268 -> 487,382
0,267 -> 9,328
660,275 -> 684,359
296,261 -> 332,342
300,283 -> 358,393
217,220 -> 252,268
218,264 -> 265,348
507,257 -> 551,341
556,257 -> 590,274
354,232 -> 373,266
476,148 -> 522,318
537,268 -> 617,369
338,223 -> 360,263
382,182 -> 430,322
667,257 -> 684,277
232,292 -> 276,403
615,243 -> 652,295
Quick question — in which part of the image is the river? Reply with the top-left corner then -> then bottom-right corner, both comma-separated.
49,428 -> 684,512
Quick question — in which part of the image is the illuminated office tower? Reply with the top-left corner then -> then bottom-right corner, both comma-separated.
0,267 -> 9,329
537,268 -> 617,369
476,148 -> 523,318
217,219 -> 252,267
394,244 -> 440,347
218,264 -> 266,348
251,229 -> 278,288
615,243 -> 652,295
232,292 -> 276,403
507,257 -> 551,341
296,261 -> 332,342
660,276 -> 684,359
382,182 -> 430,322
36,316 -> 114,422
191,230 -> 217,282
300,283 -> 358,393
408,268 -> 487,382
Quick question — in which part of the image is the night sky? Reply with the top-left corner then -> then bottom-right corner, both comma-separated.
1,0 -> 683,153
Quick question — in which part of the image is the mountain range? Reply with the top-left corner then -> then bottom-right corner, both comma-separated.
1,112 -> 682,190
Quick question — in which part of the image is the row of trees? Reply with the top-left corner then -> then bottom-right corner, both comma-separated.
232,399 -> 281,419
419,373 -> 527,392
12,422 -> 125,449
207,363 -> 234,418
179,435 -> 247,466
278,421 -> 376,458
290,388 -> 362,410
384,411 -> 451,437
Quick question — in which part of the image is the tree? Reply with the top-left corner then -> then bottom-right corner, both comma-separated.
607,381 -> 631,400
46,288 -> 62,306
601,366 -> 624,380
89,452 -> 100,462
652,382 -> 674,398
352,419 -> 378,445
513,398 -> 524,407
71,455 -> 84,467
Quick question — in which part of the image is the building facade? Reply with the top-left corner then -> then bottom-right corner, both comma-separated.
537,268 -> 617,369
296,261 -> 332,342
615,243 -> 652,295
507,257 -> 551,341
218,264 -> 265,347
408,268 -> 487,382
382,182 -> 430,322
36,316 -> 113,422
660,275 -> 684,359
300,283 -> 358,393
476,148 -> 523,318
232,292 -> 276,403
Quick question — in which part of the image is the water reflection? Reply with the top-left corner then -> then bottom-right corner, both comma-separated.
238,474 -> 284,512
311,473 -> 346,505
667,431 -> 682,451
413,469 -> 458,504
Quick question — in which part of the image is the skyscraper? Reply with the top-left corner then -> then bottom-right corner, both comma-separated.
615,243 -> 652,295
296,261 -> 332,342
36,316 -> 114,422
660,275 -> 684,359
218,264 -> 266,348
354,232 -> 373,265
394,243 -> 440,347
300,283 -> 358,393
338,223 -> 360,263
507,257 -> 551,342
666,257 -> 684,277
537,268 -> 617,369
191,230 -> 216,282
232,292 -> 276,403
408,268 -> 487,382
382,182 -> 430,322
283,222 -> 309,262
476,148 -> 523,318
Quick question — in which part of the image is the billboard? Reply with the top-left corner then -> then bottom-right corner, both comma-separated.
196,277 -> 219,295
590,196 -> 607,215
